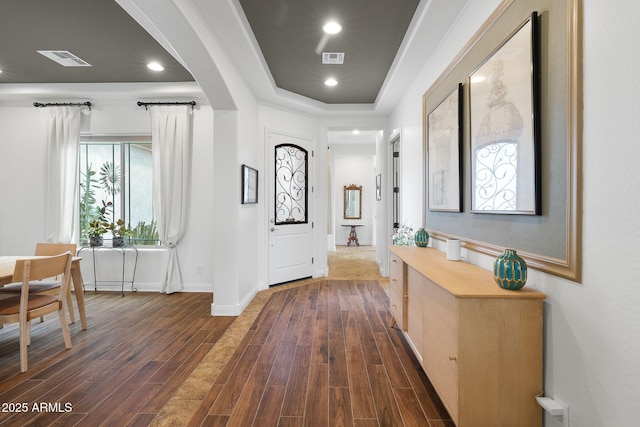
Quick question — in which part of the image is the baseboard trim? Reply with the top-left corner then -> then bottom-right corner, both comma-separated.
376,258 -> 388,277
211,287 -> 257,316
83,282 -> 214,294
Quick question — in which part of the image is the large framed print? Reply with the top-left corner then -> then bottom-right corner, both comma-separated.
428,83 -> 463,212
423,0 -> 582,282
469,12 -> 541,215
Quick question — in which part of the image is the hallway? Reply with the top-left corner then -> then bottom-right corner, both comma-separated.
186,279 -> 453,426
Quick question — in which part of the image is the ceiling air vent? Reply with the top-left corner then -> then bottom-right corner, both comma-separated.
322,52 -> 345,65
37,50 -> 92,67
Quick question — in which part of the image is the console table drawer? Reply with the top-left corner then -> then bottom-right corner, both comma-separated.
389,286 -> 404,330
389,252 -> 404,293
389,251 -> 407,329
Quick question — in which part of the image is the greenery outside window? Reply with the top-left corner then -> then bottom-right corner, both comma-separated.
79,135 -> 159,245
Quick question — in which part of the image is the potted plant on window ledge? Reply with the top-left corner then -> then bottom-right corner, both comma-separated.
110,219 -> 132,248
88,220 -> 108,247
88,200 -> 112,247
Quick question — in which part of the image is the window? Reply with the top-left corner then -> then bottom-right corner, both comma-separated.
274,143 -> 308,224
79,136 -> 159,245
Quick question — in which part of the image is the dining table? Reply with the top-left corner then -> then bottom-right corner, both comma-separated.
0,255 -> 88,330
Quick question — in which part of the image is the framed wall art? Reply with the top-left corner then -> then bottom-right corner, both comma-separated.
428,83 -> 463,212
241,164 -> 258,204
422,0 -> 582,282
469,12 -> 541,215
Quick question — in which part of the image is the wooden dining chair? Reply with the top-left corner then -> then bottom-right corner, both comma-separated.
0,243 -> 77,324
0,252 -> 73,372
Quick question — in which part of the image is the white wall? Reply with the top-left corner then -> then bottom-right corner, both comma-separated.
389,0 -> 640,425
236,103 -> 261,307
375,130 -> 390,274
0,103 -> 215,293
331,149 -> 376,246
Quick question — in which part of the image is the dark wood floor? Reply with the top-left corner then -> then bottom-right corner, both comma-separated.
0,281 -> 453,426
191,280 -> 452,427
0,291 -> 235,426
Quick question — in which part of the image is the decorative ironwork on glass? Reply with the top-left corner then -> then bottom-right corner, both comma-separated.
474,142 -> 518,211
275,144 -> 308,224
473,60 -> 523,212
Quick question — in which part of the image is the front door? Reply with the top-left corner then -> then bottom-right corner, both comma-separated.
268,131 -> 313,285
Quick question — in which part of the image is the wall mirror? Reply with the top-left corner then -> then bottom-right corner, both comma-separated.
344,184 -> 362,219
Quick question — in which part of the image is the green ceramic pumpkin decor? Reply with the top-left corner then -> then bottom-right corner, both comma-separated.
414,228 -> 429,247
494,249 -> 527,290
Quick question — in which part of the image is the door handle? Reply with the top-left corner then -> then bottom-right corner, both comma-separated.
270,227 -> 278,232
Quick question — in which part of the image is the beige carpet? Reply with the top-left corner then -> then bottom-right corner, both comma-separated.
327,245 -> 386,281
152,245 -> 387,426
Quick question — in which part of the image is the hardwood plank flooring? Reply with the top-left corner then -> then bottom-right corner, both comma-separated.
197,280 -> 453,427
0,291 -> 235,426
0,278 -> 454,426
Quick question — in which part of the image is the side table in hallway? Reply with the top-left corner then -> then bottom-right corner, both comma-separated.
341,224 -> 363,246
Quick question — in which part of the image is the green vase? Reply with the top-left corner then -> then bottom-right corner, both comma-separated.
414,228 -> 429,247
494,249 -> 527,290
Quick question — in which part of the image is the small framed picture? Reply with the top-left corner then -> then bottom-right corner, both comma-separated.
241,164 -> 258,204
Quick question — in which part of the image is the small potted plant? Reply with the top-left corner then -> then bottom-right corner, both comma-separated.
88,219 -> 108,247
88,200 -> 112,247
110,219 -> 132,248
392,223 -> 415,246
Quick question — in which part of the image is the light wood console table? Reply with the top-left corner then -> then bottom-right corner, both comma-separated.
389,246 -> 546,427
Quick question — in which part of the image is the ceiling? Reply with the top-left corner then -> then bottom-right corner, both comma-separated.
238,0 -> 420,104
0,0 -> 193,84
0,0 -> 422,106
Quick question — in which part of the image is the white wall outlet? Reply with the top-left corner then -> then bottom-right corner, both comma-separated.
536,396 -> 569,427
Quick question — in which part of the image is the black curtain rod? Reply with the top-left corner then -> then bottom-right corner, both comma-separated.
33,101 -> 92,111
136,101 -> 196,110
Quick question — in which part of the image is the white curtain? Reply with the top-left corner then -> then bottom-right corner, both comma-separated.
44,106 -> 82,243
150,105 -> 192,294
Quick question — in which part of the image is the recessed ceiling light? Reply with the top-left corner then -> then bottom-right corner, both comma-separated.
352,130 -> 360,135
147,62 -> 164,71
323,21 -> 342,35
324,78 -> 338,87
471,75 -> 486,83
